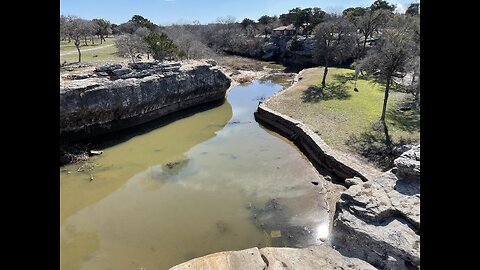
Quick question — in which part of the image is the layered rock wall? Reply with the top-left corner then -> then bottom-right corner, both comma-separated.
60,60 -> 231,140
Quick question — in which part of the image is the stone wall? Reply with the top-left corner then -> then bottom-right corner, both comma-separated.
60,60 -> 231,140
254,104 -> 377,182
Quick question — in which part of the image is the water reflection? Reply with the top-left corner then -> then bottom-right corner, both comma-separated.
60,80 -> 329,270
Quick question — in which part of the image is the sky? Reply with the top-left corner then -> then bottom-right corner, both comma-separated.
60,0 -> 419,25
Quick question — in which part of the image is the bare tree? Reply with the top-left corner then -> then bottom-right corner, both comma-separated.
358,17 -> 417,125
63,16 -> 91,62
115,34 -> 146,63
350,9 -> 390,57
313,17 -> 356,87
164,25 -> 215,59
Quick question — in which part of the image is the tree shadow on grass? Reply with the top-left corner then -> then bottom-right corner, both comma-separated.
301,83 -> 351,103
346,121 -> 414,170
332,73 -> 355,84
386,105 -> 420,133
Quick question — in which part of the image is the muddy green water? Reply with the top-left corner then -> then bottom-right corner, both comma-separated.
60,80 -> 330,270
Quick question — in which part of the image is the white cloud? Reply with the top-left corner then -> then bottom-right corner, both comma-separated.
394,3 -> 407,13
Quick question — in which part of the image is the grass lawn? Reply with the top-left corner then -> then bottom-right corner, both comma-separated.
60,37 -> 124,64
265,67 -> 420,169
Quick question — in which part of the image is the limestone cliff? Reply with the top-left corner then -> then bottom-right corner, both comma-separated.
60,60 -> 231,140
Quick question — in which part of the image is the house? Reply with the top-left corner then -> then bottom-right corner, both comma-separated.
272,24 -> 296,36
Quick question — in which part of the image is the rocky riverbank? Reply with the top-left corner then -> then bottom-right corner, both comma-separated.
224,35 -> 318,68
168,145 -> 420,270
332,145 -> 420,269
60,59 -> 231,141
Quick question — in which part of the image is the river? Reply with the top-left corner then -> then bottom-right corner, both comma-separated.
60,78 -> 330,270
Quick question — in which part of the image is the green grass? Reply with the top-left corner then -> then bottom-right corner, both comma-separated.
60,37 -> 124,64
266,67 -> 420,168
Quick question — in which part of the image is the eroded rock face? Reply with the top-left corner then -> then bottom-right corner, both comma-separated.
169,245 -> 376,270
394,145 -> 420,180
332,145 -> 420,270
60,60 -> 231,140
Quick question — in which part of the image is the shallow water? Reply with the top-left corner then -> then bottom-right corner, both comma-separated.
60,80 -> 329,270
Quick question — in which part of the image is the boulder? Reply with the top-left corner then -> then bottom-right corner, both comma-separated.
345,176 -> 364,187
94,64 -> 122,73
205,59 -> 217,66
260,245 -> 376,270
169,245 -> 376,270
169,248 -> 266,270
394,145 -> 420,180
111,68 -> 132,77
392,144 -> 413,156
332,145 -> 420,270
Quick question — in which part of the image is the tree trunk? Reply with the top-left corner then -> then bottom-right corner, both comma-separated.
380,77 -> 391,122
321,59 -> 329,87
382,120 -> 392,147
84,37 -> 88,46
91,36 -> 94,45
75,41 -> 81,63
362,35 -> 368,56
100,35 -> 103,44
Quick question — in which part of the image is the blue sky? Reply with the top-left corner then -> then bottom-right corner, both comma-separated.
60,0 -> 419,25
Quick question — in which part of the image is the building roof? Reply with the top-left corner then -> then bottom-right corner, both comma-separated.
273,24 -> 296,31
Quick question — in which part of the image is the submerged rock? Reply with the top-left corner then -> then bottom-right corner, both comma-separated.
332,145 -> 420,269
248,199 -> 316,248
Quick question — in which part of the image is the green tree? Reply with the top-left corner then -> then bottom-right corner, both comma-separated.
258,15 -> 276,38
405,3 -> 420,16
342,7 -> 367,17
143,32 -> 180,61
313,17 -> 356,87
111,24 -> 120,35
370,0 -> 396,13
279,8 -> 326,38
92,19 -> 112,44
240,18 -> 256,35
279,8 -> 301,26
130,15 -> 157,31
302,8 -> 326,38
